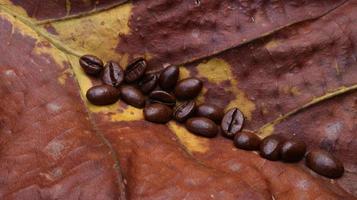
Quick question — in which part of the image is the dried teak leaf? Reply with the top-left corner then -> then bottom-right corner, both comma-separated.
0,0 -> 356,199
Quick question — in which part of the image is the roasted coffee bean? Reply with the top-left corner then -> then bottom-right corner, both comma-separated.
234,132 -> 261,151
101,61 -> 124,87
185,117 -> 218,138
144,103 -> 173,123
125,57 -> 147,82
305,150 -> 344,179
260,135 -> 285,161
138,73 -> 158,94
79,55 -> 103,76
119,85 -> 145,108
86,85 -> 120,105
174,78 -> 203,100
173,101 -> 196,122
148,90 -> 176,107
281,140 -> 306,162
221,108 -> 244,138
159,65 -> 179,91
196,104 -> 224,123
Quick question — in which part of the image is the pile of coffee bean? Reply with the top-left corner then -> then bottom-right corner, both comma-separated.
80,55 -> 344,179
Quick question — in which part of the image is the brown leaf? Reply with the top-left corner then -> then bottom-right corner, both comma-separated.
0,0 -> 356,199
0,14 -> 125,199
117,0 -> 348,69
6,0 -> 128,20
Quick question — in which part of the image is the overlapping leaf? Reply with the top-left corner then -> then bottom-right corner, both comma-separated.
0,0 -> 356,199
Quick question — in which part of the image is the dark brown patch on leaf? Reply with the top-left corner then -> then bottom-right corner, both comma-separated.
10,0 -> 128,20
118,0 -> 347,70
274,91 -> 357,195
200,2 -> 357,130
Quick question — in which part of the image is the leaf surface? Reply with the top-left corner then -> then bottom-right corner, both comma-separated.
0,0 -> 356,199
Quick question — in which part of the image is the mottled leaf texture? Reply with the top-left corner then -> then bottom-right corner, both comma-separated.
0,0 -> 356,200
5,0 -> 128,20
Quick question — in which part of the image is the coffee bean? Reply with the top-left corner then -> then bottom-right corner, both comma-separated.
174,78 -> 203,100
125,58 -> 147,82
159,65 -> 179,91
234,132 -> 261,151
281,140 -> 306,162
144,103 -> 173,123
101,61 -> 124,87
86,85 -> 120,105
148,90 -> 176,107
173,101 -> 196,122
259,135 -> 285,161
185,117 -> 218,138
305,150 -> 344,179
221,108 -> 244,138
79,55 -> 103,76
138,73 -> 158,94
196,104 -> 224,123
119,85 -> 145,108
